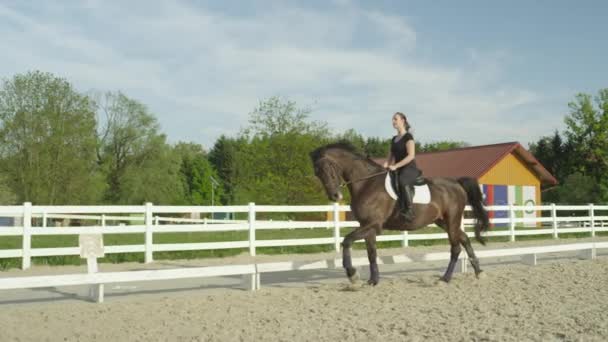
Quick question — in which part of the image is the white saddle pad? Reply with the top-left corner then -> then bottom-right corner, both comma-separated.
385,174 -> 431,204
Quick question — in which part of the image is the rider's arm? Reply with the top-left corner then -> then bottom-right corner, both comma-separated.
383,149 -> 393,168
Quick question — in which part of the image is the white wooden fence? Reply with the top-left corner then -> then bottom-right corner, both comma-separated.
1,202 -> 608,302
1,202 -> 607,270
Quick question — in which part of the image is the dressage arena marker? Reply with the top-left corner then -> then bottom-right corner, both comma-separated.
79,234 -> 105,303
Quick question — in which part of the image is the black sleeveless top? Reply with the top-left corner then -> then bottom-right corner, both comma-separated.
391,133 -> 417,169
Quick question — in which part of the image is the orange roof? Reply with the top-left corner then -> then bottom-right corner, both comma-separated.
373,141 -> 558,186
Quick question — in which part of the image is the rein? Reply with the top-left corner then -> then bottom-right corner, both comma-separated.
340,170 -> 387,187
316,156 -> 387,188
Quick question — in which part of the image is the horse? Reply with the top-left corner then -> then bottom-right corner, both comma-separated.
310,142 -> 489,285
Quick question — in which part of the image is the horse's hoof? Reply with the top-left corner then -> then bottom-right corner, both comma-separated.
476,271 -> 486,279
348,271 -> 360,284
439,276 -> 451,283
434,278 -> 448,287
367,279 -> 378,286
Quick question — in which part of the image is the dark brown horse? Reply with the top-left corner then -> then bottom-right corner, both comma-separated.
310,143 -> 489,285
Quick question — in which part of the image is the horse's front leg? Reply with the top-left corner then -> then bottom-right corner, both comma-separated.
341,225 -> 376,284
365,233 -> 379,286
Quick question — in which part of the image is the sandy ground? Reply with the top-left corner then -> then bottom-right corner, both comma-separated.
2,238 -> 608,341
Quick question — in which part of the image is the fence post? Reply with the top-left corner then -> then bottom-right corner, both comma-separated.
509,204 -> 516,242
22,202 -> 32,270
246,202 -> 259,290
145,202 -> 153,263
42,211 -> 47,228
248,202 -> 256,256
402,231 -> 409,247
101,214 -> 106,227
333,202 -> 341,252
551,203 -> 558,239
589,203 -> 595,238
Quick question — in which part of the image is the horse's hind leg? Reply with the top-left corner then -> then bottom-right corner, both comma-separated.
458,231 -> 483,277
442,240 -> 462,282
436,216 -> 483,281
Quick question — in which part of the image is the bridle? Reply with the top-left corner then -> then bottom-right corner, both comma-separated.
315,157 -> 387,188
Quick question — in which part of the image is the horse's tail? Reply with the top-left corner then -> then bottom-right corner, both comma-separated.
457,177 -> 489,245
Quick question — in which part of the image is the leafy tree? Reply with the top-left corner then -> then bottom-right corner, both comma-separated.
243,96 -> 329,138
551,172 -> 600,204
233,97 -> 330,208
335,129 -> 366,151
529,130 -> 575,183
117,137 -> 185,204
530,89 -> 608,204
0,70 -> 103,204
0,173 -> 17,204
419,141 -> 469,153
364,137 -> 391,158
234,133 -> 328,205
94,91 -> 183,204
563,89 -> 608,201
175,142 -> 223,205
208,135 -> 242,205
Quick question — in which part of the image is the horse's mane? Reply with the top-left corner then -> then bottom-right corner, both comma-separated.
310,142 -> 358,160
310,141 -> 383,171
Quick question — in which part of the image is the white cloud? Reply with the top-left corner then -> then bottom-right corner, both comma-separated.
0,1 -> 562,149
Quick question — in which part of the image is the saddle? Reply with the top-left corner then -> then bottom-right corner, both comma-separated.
385,172 -> 431,204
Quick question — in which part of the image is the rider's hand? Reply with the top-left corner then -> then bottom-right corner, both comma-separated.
388,164 -> 397,171
382,162 -> 389,169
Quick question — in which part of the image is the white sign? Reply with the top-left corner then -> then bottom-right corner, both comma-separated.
79,234 -> 105,258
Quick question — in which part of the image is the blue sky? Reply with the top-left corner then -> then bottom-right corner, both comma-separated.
1,0 -> 606,150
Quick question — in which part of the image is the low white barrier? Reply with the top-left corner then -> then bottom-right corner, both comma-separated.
1,241 -> 606,303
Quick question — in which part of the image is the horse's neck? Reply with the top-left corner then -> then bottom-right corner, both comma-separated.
336,155 -> 371,182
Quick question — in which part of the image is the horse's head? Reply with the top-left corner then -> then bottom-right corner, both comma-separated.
310,150 -> 344,202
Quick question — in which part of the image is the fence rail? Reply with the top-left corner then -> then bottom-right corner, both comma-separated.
0,202 -> 607,270
1,241 -> 607,303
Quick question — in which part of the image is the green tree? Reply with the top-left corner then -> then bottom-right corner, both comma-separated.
233,97 -> 330,207
244,96 -> 329,138
364,137 -> 391,158
95,91 -> 183,204
551,172 -> 600,204
564,89 -> 608,201
117,137 -> 185,205
208,135 -> 242,205
175,142 -> 223,205
529,130 -> 574,183
0,173 -> 17,204
335,129 -> 366,151
420,141 -> 470,153
0,71 -> 103,204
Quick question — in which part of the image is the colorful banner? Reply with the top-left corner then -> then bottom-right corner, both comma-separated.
482,184 -> 508,227
481,184 -> 537,228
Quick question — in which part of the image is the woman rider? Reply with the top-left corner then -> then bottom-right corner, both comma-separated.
383,112 -> 422,221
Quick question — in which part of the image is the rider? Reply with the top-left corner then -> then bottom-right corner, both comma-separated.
383,112 -> 422,221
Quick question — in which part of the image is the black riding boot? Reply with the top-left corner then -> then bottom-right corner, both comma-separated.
399,184 -> 415,222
